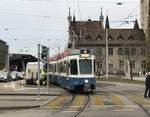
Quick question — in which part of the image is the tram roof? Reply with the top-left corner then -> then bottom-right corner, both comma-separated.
49,48 -> 93,62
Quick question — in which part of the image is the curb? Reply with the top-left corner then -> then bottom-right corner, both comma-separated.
0,105 -> 40,110
0,95 -> 59,110
0,93 -> 60,96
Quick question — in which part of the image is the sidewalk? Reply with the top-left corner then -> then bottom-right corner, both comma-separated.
0,93 -> 57,109
124,76 -> 145,81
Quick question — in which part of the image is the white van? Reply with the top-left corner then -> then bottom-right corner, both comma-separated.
26,62 -> 43,85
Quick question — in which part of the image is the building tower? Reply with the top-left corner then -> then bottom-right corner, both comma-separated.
99,8 -> 104,28
68,7 -> 72,26
140,0 -> 150,40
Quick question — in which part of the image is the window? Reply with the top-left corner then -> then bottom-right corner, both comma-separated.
117,34 -> 123,40
109,48 -> 113,56
119,60 -> 124,69
130,61 -> 135,69
128,35 -> 134,40
28,69 -> 31,73
141,60 -> 146,69
70,59 -> 78,75
109,64 -> 113,69
97,48 -> 103,56
125,48 -> 129,55
66,61 -> 69,75
79,59 -> 92,74
141,48 -> 145,55
97,35 -> 102,40
85,34 -> 92,40
97,61 -> 102,69
118,48 -> 123,55
131,48 -> 136,55
108,35 -> 113,40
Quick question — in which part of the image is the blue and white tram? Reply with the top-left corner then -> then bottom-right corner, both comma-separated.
49,49 -> 96,92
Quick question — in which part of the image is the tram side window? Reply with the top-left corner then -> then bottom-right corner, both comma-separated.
94,60 -> 96,73
66,61 -> 69,75
54,63 -> 56,73
70,59 -> 78,75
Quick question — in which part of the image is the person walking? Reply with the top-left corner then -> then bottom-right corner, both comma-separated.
144,72 -> 150,98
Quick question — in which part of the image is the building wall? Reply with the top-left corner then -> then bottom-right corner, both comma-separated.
86,46 -> 146,75
140,0 -> 150,39
0,40 -> 9,70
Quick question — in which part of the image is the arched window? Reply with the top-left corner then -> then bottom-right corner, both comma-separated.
141,60 -> 146,69
117,34 -> 123,40
108,35 -> 113,40
97,35 -> 102,40
140,48 -> 145,55
85,34 -> 92,40
118,48 -> 123,55
130,61 -> 135,69
125,48 -> 129,55
128,34 -> 134,40
131,48 -> 136,55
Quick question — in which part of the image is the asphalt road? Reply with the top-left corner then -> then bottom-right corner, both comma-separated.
0,80 -> 150,117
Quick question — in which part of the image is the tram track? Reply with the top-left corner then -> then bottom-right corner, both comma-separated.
42,89 -> 150,117
72,94 -> 90,117
42,93 -> 90,117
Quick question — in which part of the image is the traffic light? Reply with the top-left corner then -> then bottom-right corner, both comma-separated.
41,46 -> 48,60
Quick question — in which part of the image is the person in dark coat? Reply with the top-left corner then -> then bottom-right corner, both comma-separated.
144,73 -> 150,98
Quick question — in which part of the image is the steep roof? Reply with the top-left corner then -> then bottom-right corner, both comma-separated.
78,29 -> 145,46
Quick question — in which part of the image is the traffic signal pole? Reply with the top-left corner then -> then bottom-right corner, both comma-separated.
47,48 -> 49,92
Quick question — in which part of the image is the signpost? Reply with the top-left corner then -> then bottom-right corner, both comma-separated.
41,45 -> 49,92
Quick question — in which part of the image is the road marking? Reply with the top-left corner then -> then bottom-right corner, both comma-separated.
46,95 -> 66,108
61,111 -> 78,113
114,109 -> 134,112
91,95 -> 104,107
66,95 -> 85,111
111,95 -> 125,105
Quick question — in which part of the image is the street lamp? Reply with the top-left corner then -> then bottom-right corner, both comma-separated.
105,28 -> 108,79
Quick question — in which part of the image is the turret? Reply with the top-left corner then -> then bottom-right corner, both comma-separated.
105,16 -> 110,29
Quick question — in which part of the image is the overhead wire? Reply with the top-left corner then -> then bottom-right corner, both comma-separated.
113,3 -> 140,28
77,0 -> 82,20
22,0 -> 137,4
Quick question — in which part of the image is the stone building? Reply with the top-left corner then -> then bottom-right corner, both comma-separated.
140,0 -> 150,40
67,10 -> 146,76
0,39 -> 9,70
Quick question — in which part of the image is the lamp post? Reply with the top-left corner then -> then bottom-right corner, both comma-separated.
37,44 -> 40,99
105,28 -> 108,79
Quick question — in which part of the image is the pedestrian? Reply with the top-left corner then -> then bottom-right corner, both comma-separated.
144,72 -> 150,98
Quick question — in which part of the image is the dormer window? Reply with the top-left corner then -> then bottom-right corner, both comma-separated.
97,35 -> 102,40
128,34 -> 134,40
117,34 -> 123,40
85,34 -> 92,40
108,35 -> 113,40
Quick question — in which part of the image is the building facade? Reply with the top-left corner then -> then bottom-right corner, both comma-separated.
140,0 -> 150,40
67,10 -> 146,76
0,39 -> 9,70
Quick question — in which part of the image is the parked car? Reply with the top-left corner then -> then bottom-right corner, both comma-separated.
15,71 -> 24,80
0,70 -> 12,82
10,71 -> 19,81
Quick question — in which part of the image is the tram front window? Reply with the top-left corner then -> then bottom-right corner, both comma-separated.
79,59 -> 92,74
70,59 -> 78,75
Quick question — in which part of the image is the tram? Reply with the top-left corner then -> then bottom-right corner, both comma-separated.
49,48 -> 96,92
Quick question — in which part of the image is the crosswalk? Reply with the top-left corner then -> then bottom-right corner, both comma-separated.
44,94 -> 150,111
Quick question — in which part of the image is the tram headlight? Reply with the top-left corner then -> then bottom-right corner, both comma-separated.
85,80 -> 89,83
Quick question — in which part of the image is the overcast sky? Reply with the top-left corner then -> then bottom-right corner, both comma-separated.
0,0 -> 139,57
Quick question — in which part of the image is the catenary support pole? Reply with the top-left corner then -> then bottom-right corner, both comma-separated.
37,44 -> 40,99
